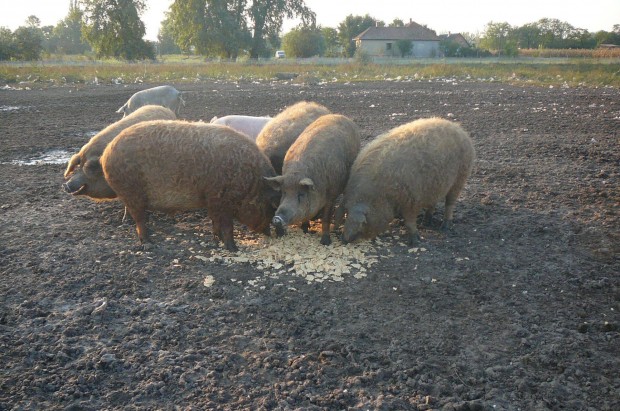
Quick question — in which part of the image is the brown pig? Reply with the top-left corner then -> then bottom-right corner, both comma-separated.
256,101 -> 331,174
340,117 -> 475,245
265,114 -> 361,245
100,120 -> 281,251
63,105 -> 176,200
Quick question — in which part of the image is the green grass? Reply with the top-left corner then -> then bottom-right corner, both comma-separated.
1,56 -> 618,88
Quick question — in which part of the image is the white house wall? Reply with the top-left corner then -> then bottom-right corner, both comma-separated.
357,40 -> 439,58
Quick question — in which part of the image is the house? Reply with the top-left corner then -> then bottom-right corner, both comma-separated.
439,32 -> 470,48
353,20 -> 440,58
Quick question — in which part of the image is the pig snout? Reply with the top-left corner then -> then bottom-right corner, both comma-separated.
63,178 -> 86,195
272,215 -> 287,237
272,215 -> 287,226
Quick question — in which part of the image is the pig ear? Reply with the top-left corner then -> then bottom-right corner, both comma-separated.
299,177 -> 315,190
64,154 -> 80,177
263,175 -> 283,191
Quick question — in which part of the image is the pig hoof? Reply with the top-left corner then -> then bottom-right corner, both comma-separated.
301,222 -> 310,233
407,233 -> 421,246
224,242 -> 239,252
142,242 -> 155,252
320,235 -> 331,246
440,220 -> 454,232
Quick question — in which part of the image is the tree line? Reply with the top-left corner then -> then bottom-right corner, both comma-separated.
0,0 -> 618,61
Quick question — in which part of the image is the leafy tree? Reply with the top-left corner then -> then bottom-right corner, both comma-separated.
395,39 -> 412,57
167,0 -> 314,58
13,24 -> 45,60
594,25 -> 620,46
537,18 -> 575,48
514,22 -> 540,49
52,1 -> 90,54
282,25 -> 324,57
169,0 -> 251,58
25,16 -> 41,29
41,25 -> 56,54
81,0 -> 154,60
321,27 -> 340,57
480,21 -> 513,55
389,18 -> 404,28
0,27 -> 16,60
168,0 -> 207,55
338,14 -> 380,57
503,39 -> 519,57
209,0 -> 252,58
157,13 -> 182,55
246,0 -> 315,58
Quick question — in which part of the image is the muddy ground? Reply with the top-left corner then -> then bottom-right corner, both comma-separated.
0,78 -> 618,410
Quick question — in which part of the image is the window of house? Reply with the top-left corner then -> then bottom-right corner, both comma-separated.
386,43 -> 392,50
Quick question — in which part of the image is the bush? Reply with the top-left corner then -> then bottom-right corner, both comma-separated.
354,49 -> 372,65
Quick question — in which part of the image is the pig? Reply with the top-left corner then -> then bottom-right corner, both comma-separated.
265,114 -> 361,245
339,117 -> 475,245
116,85 -> 185,117
63,105 -> 177,200
100,120 -> 281,251
209,115 -> 271,141
255,101 -> 331,173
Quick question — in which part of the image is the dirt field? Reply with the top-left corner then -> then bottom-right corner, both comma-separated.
1,78 -> 618,410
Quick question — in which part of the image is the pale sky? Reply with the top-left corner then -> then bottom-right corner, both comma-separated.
1,0 -> 618,41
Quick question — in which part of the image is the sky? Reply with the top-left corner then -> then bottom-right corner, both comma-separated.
1,0 -> 618,41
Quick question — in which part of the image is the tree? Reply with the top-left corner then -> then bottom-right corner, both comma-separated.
537,18 -> 575,48
389,18 -> 404,28
168,0 -> 251,58
25,16 -> 41,29
321,27 -> 340,57
0,27 -> 16,60
594,25 -> 620,46
52,1 -> 90,54
157,13 -> 182,55
480,21 -> 513,55
282,25 -> 324,57
395,39 -> 412,57
167,0 -> 314,58
514,22 -> 540,49
13,17 -> 45,60
246,0 -> 315,58
338,14 -> 380,57
81,0 -> 154,60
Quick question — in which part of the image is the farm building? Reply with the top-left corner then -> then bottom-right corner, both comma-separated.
438,32 -> 470,48
353,20 -> 440,58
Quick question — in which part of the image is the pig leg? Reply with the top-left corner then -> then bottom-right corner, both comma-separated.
423,205 -> 436,227
301,221 -> 310,233
211,218 -> 223,244
210,211 -> 238,252
402,206 -> 422,246
441,183 -> 464,231
125,205 -> 149,246
333,204 -> 345,229
319,202 -> 334,246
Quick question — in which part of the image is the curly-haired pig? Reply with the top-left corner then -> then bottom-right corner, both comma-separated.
265,114 -> 361,245
340,117 -> 475,245
63,105 -> 176,200
256,101 -> 331,173
100,120 -> 281,251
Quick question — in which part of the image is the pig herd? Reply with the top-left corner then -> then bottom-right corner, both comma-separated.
63,85 -> 475,252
